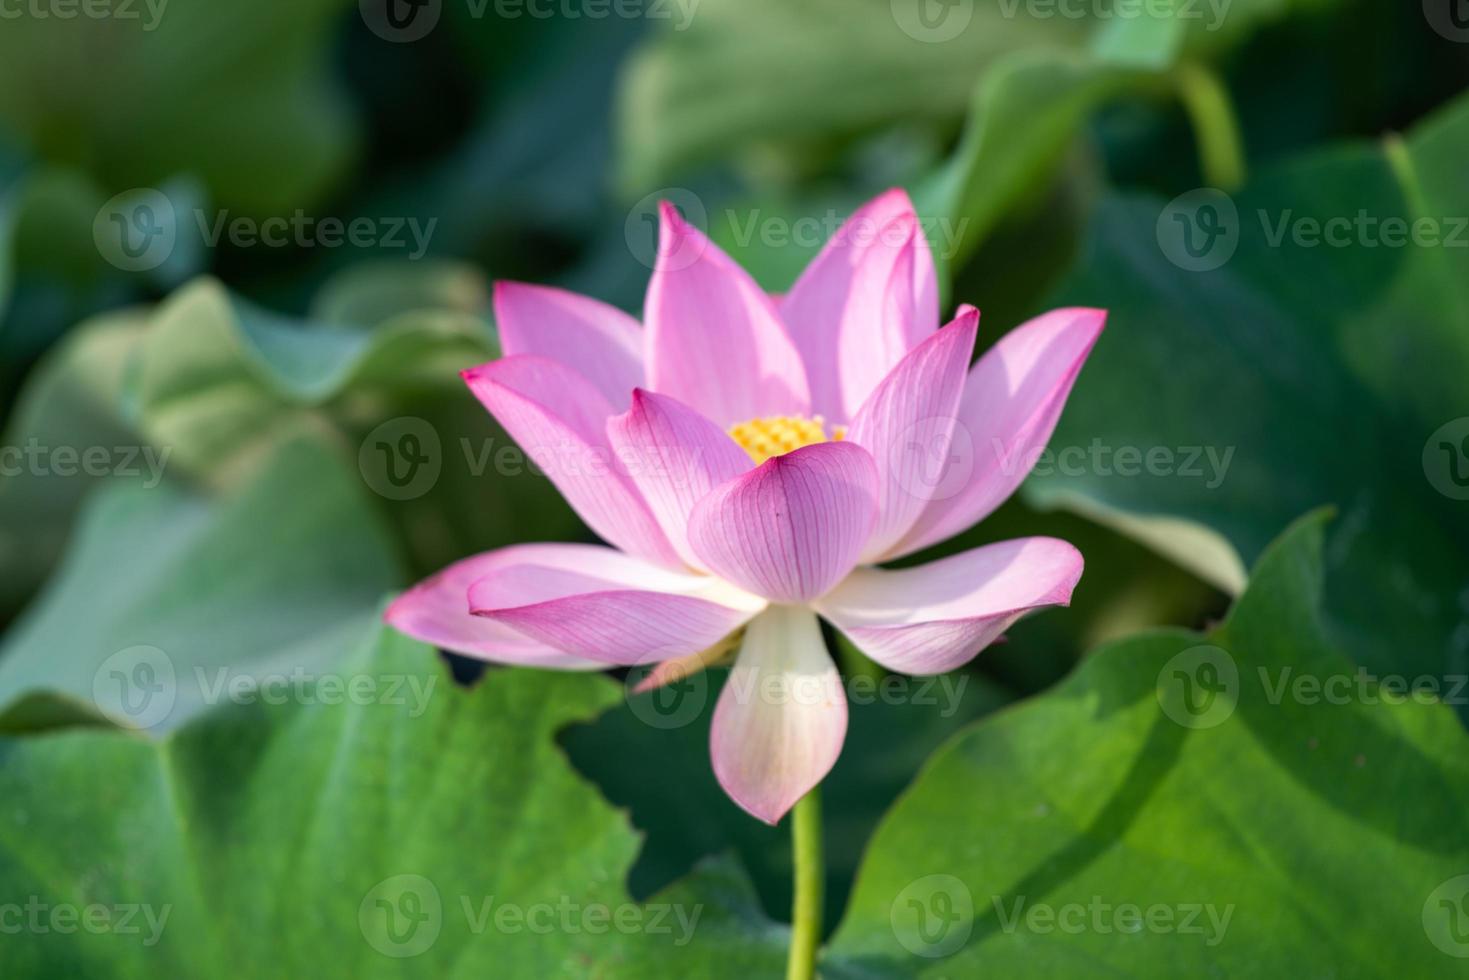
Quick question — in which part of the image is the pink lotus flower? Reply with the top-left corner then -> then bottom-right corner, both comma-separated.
386,189 -> 1103,824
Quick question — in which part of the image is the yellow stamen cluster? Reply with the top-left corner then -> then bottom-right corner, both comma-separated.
728,415 -> 845,465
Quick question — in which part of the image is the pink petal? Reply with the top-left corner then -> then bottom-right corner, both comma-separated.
845,307 -> 979,562
888,308 -> 1106,558
606,388 -> 753,568
814,537 -> 1083,675
710,606 -> 847,825
780,189 -> 940,423
463,356 -> 680,567
384,546 -> 605,669
493,281 -> 644,410
468,545 -> 764,666
644,202 -> 810,426
687,442 -> 878,603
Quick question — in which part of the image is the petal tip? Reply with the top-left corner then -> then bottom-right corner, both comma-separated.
871,186 -> 916,215
658,199 -> 689,231
1064,306 -> 1109,341
459,361 -> 498,385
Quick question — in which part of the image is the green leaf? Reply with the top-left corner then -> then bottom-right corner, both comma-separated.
129,278 -> 585,575
825,511 -> 1469,974
0,168 -> 204,395
614,0 -> 1337,218
307,260 -> 492,328
0,440 -> 400,731
616,0 -> 1091,193
0,273 -> 584,605
565,664 -> 1013,933
0,628 -> 789,975
0,309 -> 148,614
0,0 -> 357,217
916,50 -> 1162,270
1025,92 -> 1469,683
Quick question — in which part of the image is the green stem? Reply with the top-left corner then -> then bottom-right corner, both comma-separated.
786,788 -> 823,980
1175,62 -> 1246,191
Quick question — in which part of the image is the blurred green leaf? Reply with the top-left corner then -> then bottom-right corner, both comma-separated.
308,260 -> 491,327
0,169 -> 204,396
0,271 -> 585,610
0,309 -> 147,613
616,0 -> 1089,193
0,0 -> 357,217
0,629 -> 789,975
0,439 -> 399,731
1027,92 -> 1469,683
824,512 -> 1469,974
916,50 -> 1162,270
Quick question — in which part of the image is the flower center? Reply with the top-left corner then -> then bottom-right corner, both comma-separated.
728,415 -> 845,465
